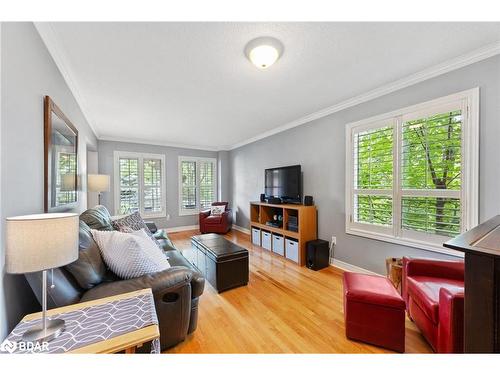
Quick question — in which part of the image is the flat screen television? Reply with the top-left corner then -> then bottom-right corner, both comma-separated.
265,165 -> 302,204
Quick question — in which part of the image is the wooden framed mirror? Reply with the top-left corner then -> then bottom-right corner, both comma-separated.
44,96 -> 79,212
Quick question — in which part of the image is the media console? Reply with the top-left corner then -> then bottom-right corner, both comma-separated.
249,201 -> 317,266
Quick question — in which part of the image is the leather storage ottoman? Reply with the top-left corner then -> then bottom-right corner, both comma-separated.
343,272 -> 406,352
191,234 -> 249,293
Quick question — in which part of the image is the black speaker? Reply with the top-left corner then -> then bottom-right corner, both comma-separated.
267,197 -> 282,204
304,195 -> 313,206
306,239 -> 330,271
260,193 -> 266,202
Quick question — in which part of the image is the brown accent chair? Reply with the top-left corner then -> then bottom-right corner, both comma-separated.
199,202 -> 233,234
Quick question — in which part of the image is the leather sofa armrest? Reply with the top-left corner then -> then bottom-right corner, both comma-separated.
145,221 -> 158,234
403,257 -> 464,281
438,287 -> 464,353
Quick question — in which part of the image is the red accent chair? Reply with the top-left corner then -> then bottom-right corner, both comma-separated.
343,272 -> 406,352
402,257 -> 465,353
199,202 -> 233,234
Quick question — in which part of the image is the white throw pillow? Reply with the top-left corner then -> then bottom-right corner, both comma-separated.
90,229 -> 170,280
210,205 -> 225,216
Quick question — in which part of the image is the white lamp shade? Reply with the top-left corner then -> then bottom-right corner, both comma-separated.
88,174 -> 110,193
5,213 -> 79,274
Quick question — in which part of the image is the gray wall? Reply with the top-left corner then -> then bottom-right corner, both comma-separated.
98,140 -> 221,228
0,23 -> 98,340
229,55 -> 500,274
87,150 -> 99,208
218,151 -> 230,202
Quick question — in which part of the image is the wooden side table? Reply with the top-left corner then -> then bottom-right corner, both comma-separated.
4,289 -> 160,354
385,258 -> 403,293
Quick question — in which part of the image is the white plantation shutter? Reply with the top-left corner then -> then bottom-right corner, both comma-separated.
346,89 -> 478,252
180,160 -> 197,210
353,123 -> 394,229
119,157 -> 139,214
401,105 -> 463,240
199,160 -> 215,209
114,152 -> 166,218
179,157 -> 217,215
143,158 -> 163,214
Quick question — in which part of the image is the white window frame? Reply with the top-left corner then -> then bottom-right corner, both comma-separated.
345,88 -> 479,256
178,156 -> 217,216
113,151 -> 166,219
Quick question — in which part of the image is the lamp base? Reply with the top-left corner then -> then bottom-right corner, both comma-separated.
22,318 -> 65,343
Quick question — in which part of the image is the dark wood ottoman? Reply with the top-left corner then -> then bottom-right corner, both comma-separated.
191,234 -> 249,293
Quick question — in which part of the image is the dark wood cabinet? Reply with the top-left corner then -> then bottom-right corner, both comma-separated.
444,215 -> 500,353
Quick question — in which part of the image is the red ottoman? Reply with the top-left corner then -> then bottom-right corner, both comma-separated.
343,272 -> 406,352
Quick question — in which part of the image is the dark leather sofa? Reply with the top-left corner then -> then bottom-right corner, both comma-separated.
25,205 -> 205,351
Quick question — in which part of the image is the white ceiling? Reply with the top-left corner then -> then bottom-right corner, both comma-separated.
44,22 -> 500,150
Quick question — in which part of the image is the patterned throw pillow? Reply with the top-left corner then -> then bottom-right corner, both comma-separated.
90,229 -> 170,280
210,205 -> 225,216
112,212 -> 163,249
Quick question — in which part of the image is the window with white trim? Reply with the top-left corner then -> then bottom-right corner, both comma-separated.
179,156 -> 217,215
346,89 -> 479,252
114,151 -> 166,218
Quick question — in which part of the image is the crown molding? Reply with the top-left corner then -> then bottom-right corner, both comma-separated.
228,41 -> 500,150
32,23 -> 500,152
34,22 -> 100,138
98,135 -> 221,152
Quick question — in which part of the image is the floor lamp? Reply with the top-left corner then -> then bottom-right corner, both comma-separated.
5,213 -> 79,343
88,174 -> 110,205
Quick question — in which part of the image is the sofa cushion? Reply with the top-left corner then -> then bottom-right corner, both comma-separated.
343,272 -> 405,309
210,205 -> 225,216
91,229 -> 171,279
112,211 -> 163,249
204,215 -> 223,224
211,202 -> 228,210
64,221 -> 107,290
407,276 -> 464,324
80,267 -> 193,302
80,205 -> 114,231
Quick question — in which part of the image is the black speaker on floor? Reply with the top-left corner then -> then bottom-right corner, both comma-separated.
304,195 -> 313,206
306,239 -> 330,271
260,193 -> 266,202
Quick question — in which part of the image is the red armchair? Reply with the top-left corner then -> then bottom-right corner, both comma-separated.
402,257 -> 464,353
199,202 -> 233,234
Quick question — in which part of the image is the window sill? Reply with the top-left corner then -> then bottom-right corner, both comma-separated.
142,213 -> 167,219
345,227 -> 464,258
179,210 -> 199,216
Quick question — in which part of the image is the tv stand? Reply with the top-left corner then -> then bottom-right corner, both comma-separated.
249,201 -> 317,266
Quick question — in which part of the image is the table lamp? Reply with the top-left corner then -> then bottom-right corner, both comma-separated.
87,174 -> 110,205
5,213 -> 79,343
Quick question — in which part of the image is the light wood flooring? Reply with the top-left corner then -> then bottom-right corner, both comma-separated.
165,229 -> 432,354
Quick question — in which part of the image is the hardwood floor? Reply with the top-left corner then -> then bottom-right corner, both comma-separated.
165,229 -> 432,354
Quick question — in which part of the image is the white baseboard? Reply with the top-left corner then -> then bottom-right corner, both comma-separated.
232,226 -> 381,276
232,225 -> 251,235
330,259 -> 381,276
165,225 -> 199,233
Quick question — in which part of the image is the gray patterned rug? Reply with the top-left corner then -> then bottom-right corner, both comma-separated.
1,293 -> 160,354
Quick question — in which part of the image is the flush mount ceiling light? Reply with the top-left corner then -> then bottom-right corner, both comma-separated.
244,36 -> 284,70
